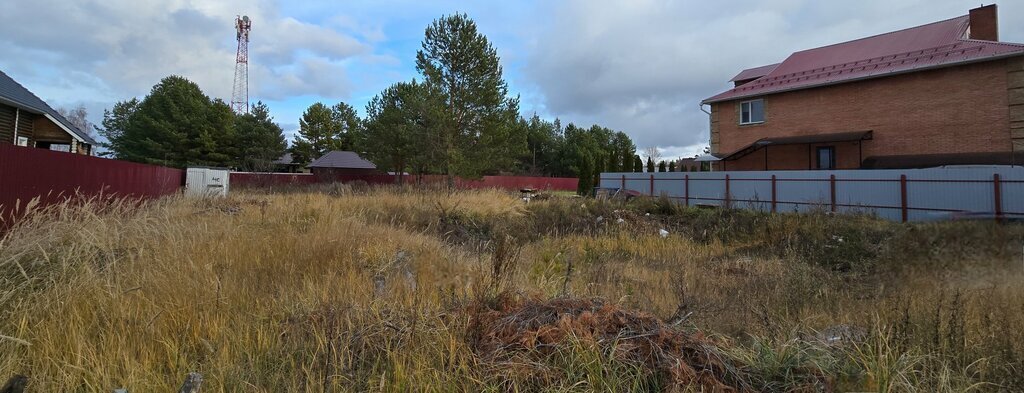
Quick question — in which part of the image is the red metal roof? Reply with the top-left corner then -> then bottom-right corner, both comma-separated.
704,15 -> 1024,104
729,63 -> 780,82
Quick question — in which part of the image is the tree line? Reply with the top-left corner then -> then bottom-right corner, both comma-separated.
98,76 -> 286,171
96,13 -> 655,193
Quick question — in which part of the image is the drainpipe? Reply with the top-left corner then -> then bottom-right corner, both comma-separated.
12,108 -> 19,144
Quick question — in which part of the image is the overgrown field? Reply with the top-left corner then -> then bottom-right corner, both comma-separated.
1,186 -> 1023,392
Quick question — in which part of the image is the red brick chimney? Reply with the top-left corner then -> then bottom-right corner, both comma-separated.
969,4 -> 998,41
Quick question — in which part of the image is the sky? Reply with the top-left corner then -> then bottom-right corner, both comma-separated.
2,0 -> 1023,159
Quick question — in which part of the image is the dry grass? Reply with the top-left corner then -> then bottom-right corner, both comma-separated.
1,186 -> 1022,391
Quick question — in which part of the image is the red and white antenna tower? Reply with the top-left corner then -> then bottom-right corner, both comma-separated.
231,15 -> 252,114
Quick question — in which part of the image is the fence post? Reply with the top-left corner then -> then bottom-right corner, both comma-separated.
724,174 -> 731,209
994,173 -> 1002,222
900,174 -> 908,223
649,174 -> 655,196
684,175 -> 690,207
621,175 -> 626,191
830,174 -> 837,213
771,174 -> 777,213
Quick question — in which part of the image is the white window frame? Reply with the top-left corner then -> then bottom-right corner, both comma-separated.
739,99 -> 765,125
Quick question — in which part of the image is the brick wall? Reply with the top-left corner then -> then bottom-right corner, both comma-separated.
711,59 -> 1015,169
969,5 -> 998,41
1010,57 -> 1024,151
709,101 -> 721,154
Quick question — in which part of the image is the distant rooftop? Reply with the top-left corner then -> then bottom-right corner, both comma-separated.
273,152 -> 297,165
308,150 -> 376,169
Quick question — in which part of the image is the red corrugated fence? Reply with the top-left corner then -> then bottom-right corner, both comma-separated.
231,172 -> 579,192
230,172 -> 318,188
0,144 -> 184,221
0,143 -> 578,223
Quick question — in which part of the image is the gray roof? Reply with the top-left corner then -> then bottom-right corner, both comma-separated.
0,69 -> 97,145
308,151 -> 377,169
272,152 -> 297,165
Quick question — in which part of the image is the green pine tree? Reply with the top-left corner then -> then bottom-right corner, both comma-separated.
332,102 -> 362,151
98,98 -> 139,158
235,101 -> 287,171
416,13 -> 525,185
613,132 -> 635,174
290,102 -> 359,165
111,75 -> 237,168
361,80 -> 440,183
576,149 -> 594,195
607,151 -> 619,173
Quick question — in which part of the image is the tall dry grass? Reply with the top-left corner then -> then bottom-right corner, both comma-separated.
0,186 -> 1022,391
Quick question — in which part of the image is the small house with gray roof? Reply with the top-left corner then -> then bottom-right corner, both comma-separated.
308,150 -> 379,177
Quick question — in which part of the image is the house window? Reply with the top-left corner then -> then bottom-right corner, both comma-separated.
16,136 -> 29,147
817,146 -> 835,170
740,99 -> 765,125
49,144 -> 72,152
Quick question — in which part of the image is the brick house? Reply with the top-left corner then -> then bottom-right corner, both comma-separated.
702,5 -> 1024,171
0,70 -> 95,155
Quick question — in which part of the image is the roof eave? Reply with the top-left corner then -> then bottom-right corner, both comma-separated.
721,130 -> 873,161
701,51 -> 1024,105
0,96 -> 45,115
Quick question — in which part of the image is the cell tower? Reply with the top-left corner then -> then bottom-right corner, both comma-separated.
231,15 -> 252,114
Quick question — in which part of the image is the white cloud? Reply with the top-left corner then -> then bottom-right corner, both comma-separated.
0,0 -> 372,115
3,0 -> 1024,154
523,0 -> 1024,155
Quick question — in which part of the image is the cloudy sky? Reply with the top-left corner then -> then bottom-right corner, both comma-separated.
2,0 -> 1022,159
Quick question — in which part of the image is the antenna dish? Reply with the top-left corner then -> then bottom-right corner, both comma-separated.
242,15 -> 250,22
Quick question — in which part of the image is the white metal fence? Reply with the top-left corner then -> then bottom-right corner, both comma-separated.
599,166 -> 1024,222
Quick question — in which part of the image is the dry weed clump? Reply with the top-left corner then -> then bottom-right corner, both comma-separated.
467,293 -> 821,392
